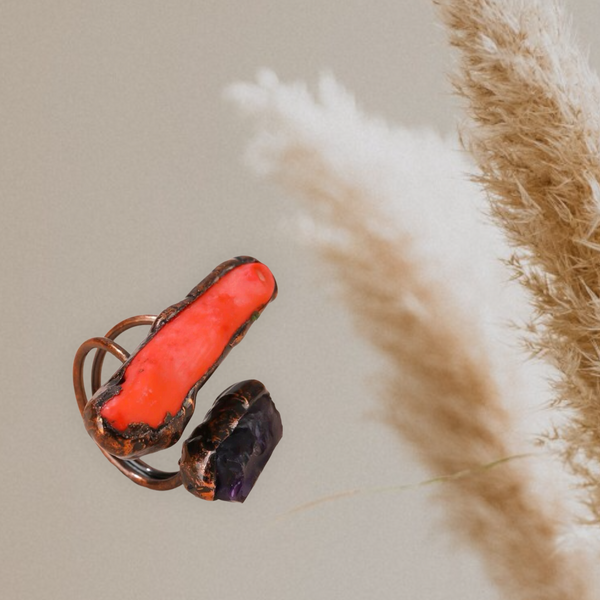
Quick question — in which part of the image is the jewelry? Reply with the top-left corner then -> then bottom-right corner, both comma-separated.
73,257 -> 283,502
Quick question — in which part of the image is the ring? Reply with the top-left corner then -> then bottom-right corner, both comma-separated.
73,257 -> 283,501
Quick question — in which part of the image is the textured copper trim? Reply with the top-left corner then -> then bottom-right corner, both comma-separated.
73,315 -> 182,491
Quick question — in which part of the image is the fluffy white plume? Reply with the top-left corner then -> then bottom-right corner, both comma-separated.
227,71 -> 598,599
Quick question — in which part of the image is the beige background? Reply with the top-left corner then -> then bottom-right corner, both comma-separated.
2,2 -> 600,599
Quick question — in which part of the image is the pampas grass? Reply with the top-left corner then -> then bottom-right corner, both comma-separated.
228,71 -> 595,600
434,0 -> 600,524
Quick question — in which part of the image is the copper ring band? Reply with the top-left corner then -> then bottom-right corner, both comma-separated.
72,315 -> 182,491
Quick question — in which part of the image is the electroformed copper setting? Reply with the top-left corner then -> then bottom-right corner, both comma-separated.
73,257 -> 283,501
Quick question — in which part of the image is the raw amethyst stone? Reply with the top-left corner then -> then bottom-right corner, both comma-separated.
213,395 -> 283,503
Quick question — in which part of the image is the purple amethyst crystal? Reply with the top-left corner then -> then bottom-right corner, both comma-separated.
213,395 -> 283,502
179,380 -> 283,501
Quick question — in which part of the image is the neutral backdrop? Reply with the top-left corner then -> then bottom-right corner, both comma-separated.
2,2 -> 600,599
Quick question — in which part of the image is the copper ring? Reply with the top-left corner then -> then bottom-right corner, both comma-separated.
72,315 -> 182,491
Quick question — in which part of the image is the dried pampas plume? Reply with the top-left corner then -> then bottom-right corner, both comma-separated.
434,0 -> 600,523
227,71 -> 595,600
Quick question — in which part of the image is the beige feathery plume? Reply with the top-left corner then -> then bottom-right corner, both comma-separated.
228,71 -> 596,600
434,0 -> 600,522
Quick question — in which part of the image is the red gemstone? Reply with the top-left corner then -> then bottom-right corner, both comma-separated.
100,262 -> 276,431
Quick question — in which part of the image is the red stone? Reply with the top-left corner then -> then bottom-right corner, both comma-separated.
100,262 -> 276,431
